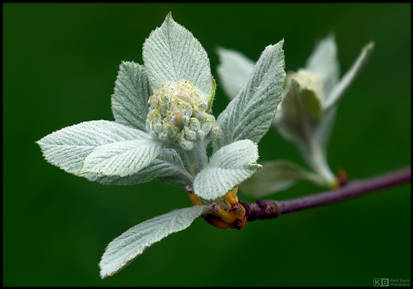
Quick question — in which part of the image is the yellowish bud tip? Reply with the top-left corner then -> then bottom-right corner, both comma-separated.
331,178 -> 340,189
197,186 -> 247,230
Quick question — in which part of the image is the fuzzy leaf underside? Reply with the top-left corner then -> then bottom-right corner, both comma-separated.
37,120 -> 152,176
80,138 -> 161,177
143,13 -> 213,102
111,61 -> 152,131
194,139 -> 260,200
214,41 -> 286,151
85,149 -> 193,186
99,205 -> 206,278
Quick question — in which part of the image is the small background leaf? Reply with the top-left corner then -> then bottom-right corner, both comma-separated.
305,34 -> 340,99
324,42 -> 375,109
241,160 -> 322,197
276,79 -> 322,147
216,47 -> 255,99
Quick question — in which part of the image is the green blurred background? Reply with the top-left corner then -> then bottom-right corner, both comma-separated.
3,3 -> 411,286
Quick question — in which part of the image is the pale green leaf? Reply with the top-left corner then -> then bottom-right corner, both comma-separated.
111,61 -> 152,131
241,160 -> 323,197
276,79 -> 322,147
194,140 -> 260,200
99,205 -> 206,278
80,138 -> 162,177
142,13 -> 213,102
306,34 -> 340,98
315,106 -> 337,149
207,77 -> 216,112
275,77 -> 336,185
300,88 -> 322,122
216,47 -> 255,99
214,41 -> 286,151
324,42 -> 374,109
37,120 -> 149,176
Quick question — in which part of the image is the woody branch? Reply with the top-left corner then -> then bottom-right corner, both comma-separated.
240,167 -> 411,222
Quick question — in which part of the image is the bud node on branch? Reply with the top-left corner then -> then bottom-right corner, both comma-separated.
240,200 -> 281,222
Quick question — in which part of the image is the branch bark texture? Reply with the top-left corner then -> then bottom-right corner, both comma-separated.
241,167 -> 411,222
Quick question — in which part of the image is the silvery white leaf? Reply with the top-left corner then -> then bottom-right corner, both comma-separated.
37,120 -> 149,176
214,41 -> 286,151
209,139 -> 258,168
99,205 -> 206,278
306,34 -> 340,98
216,47 -> 255,99
324,42 -> 374,109
142,13 -> 213,101
111,61 -> 152,131
85,149 -> 193,186
194,139 -> 260,200
80,138 -> 162,177
240,160 -> 324,197
154,148 -> 194,186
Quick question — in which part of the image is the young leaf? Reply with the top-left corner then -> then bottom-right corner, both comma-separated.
151,148 -> 194,186
305,34 -> 340,98
214,41 -> 286,151
85,149 -> 193,186
111,61 -> 152,131
142,13 -> 213,102
315,106 -> 337,150
194,139 -> 260,200
276,79 -> 322,147
99,205 -> 206,278
324,42 -> 375,109
240,160 -> 324,197
37,120 -> 149,176
80,138 -> 162,177
216,47 -> 255,99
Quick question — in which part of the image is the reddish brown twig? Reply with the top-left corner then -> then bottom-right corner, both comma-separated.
241,167 -> 411,222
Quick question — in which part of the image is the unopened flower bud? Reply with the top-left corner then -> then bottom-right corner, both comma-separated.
146,80 -> 221,150
288,69 -> 324,100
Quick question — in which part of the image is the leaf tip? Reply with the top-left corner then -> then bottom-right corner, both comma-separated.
326,32 -> 336,41
165,11 -> 175,24
249,163 -> 263,171
99,264 -> 116,279
216,46 -> 227,56
365,41 -> 375,52
99,270 -> 108,279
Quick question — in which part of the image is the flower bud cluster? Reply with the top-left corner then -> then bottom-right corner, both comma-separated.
287,69 -> 324,99
146,80 -> 221,150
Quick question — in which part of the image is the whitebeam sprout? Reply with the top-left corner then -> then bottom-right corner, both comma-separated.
217,35 -> 374,196
36,13 -> 286,278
